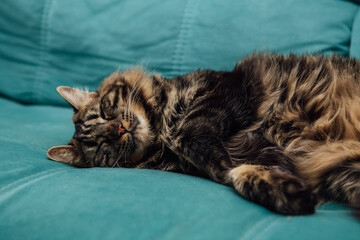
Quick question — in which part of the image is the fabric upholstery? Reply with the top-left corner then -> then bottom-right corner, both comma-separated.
1,0 -> 360,239
350,6 -> 360,58
0,0 -> 358,106
0,97 -> 359,239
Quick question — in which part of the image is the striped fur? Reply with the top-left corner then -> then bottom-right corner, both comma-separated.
48,54 -> 360,215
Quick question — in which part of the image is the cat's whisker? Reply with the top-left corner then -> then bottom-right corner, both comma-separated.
129,78 -> 145,113
127,83 -> 139,114
128,70 -> 145,111
124,153 -> 128,167
129,68 -> 149,111
129,71 -> 151,113
112,152 -> 123,168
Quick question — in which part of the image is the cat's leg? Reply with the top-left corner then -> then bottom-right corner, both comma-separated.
170,123 -> 317,214
223,131 -> 317,215
227,164 -> 317,215
169,125 -> 233,182
292,140 -> 360,206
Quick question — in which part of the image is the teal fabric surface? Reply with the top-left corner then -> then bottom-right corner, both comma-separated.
0,0 -> 358,106
1,0 -> 360,239
0,97 -> 359,239
350,7 -> 360,58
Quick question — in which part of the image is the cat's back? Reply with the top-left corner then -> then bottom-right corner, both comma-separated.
237,53 -> 360,98
239,53 -> 360,145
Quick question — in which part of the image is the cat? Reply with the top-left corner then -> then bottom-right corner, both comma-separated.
47,53 -> 360,215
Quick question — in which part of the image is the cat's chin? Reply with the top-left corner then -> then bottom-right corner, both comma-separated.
131,131 -> 147,155
119,128 -> 148,157
124,135 -> 147,165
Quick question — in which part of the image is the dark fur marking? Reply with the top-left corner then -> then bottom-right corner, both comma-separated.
85,114 -> 99,121
113,87 -> 119,109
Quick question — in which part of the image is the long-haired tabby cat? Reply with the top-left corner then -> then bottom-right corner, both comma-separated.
47,53 -> 360,215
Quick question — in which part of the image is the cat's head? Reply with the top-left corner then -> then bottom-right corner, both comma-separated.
47,69 -> 159,168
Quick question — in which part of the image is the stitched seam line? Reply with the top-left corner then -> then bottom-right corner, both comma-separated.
169,0 -> 197,77
238,216 -> 275,240
252,218 -> 281,240
0,168 -> 66,194
349,5 -> 360,56
33,0 -> 53,103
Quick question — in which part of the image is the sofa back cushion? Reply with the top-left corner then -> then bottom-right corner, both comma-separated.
0,0 -> 358,106
350,5 -> 360,59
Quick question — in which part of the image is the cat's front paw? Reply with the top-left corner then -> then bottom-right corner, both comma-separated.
270,169 -> 317,215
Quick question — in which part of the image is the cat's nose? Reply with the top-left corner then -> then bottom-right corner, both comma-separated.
117,124 -> 125,136
108,121 -> 126,137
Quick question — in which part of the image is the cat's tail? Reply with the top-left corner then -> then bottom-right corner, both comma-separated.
288,139 -> 360,216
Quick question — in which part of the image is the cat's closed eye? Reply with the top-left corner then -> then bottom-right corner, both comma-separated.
100,95 -> 117,119
100,106 -> 116,120
85,114 -> 99,121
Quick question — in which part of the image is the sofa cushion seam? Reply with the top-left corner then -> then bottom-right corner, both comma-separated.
0,169 -> 67,199
238,215 -> 276,240
33,0 -> 54,103
349,5 -> 360,56
169,0 -> 198,77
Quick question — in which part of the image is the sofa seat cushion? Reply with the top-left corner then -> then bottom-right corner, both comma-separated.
1,97 -> 359,239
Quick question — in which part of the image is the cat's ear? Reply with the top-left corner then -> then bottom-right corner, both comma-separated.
56,86 -> 96,110
47,145 -> 79,165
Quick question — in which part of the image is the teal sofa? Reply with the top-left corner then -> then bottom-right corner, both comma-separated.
1,0 -> 360,239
